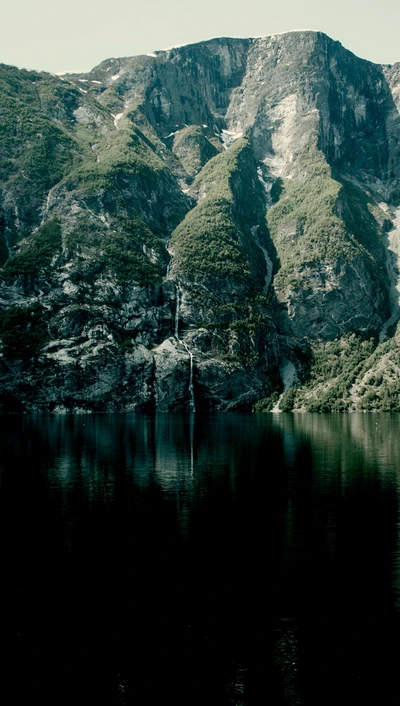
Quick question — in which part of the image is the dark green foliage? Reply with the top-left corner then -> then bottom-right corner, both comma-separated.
268,167 -> 356,292
2,220 -> 62,277
67,217 -> 163,286
171,203 -> 250,280
299,335 -> 377,412
0,303 -> 49,358
171,125 -> 222,176
338,179 -> 384,253
119,338 -> 135,354
170,138 -> 265,283
358,378 -> 400,412
253,391 -> 280,412
270,178 -> 283,204
69,128 -> 167,193
307,335 -> 376,382
0,210 -> 8,266
69,247 -> 160,286
254,385 -> 299,413
103,243 -> 160,284
0,66 -> 81,236
0,235 -> 8,267
267,149 -> 386,296
279,386 -> 299,412
353,340 -> 400,411
293,330 -> 400,412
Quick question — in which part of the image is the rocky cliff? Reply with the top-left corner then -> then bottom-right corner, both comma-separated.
1,31 -> 400,413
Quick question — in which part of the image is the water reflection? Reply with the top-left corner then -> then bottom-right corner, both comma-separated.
1,413 -> 400,704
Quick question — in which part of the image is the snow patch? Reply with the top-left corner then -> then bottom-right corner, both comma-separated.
111,112 -> 124,129
55,69 -> 90,75
111,74 -> 120,81
221,129 -> 243,148
147,53 -> 157,58
91,80 -> 101,85
272,360 -> 298,413
264,94 -> 303,178
162,43 -> 188,51
256,29 -> 318,40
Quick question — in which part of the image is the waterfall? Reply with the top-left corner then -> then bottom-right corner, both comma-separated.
187,348 -> 196,413
250,225 -> 273,295
41,187 -> 54,226
175,285 -> 180,339
174,283 -> 196,412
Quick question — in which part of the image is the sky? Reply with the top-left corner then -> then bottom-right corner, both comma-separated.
2,0 -> 400,74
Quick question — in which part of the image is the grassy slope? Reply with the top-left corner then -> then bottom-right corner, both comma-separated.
0,65 -> 87,238
171,138 -> 261,282
267,150 -> 388,297
255,142 -> 395,411
168,138 -> 277,364
0,63 -> 193,290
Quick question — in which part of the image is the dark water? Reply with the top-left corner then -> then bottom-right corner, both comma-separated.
1,413 -> 400,705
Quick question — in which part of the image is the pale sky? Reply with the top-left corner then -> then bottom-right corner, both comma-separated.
2,0 -> 400,74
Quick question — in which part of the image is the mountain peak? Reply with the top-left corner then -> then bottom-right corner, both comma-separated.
1,32 -> 400,413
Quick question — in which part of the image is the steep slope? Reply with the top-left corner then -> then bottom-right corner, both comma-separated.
1,31 -> 400,412
164,137 -> 279,411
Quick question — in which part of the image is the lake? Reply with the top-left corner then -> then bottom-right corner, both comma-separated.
1,413 -> 400,705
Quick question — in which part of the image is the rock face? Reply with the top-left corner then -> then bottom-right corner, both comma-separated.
1,31 -> 400,412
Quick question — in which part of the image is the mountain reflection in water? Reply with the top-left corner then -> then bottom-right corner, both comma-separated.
1,413 -> 400,705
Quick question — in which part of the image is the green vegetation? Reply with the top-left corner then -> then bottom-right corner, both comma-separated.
0,211 -> 8,266
170,138 -> 256,281
62,119 -> 187,234
268,172 -> 356,292
0,235 -> 8,267
171,206 -> 249,280
253,385 -> 300,412
103,242 -> 161,284
279,386 -> 299,412
267,147 -> 386,296
66,216 -> 164,286
0,303 -> 49,359
172,125 -> 221,176
253,391 -> 280,412
295,335 -> 378,412
354,337 -> 400,411
69,124 -> 168,194
69,245 -> 161,287
254,333 -> 400,414
0,64 -> 95,240
2,220 -> 62,277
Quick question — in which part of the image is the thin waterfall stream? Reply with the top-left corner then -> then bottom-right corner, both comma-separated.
174,283 -> 195,412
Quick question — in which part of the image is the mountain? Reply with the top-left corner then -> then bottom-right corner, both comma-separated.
1,31 -> 400,413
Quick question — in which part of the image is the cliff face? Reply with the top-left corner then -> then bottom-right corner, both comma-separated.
1,31 -> 400,413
